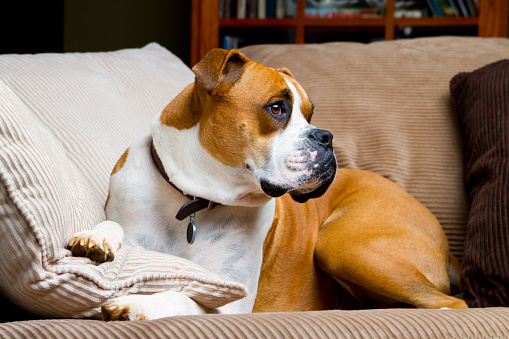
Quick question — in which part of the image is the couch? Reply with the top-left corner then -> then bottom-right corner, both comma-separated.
0,37 -> 508,338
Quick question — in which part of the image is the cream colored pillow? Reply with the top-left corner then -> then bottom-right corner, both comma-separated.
0,44 -> 247,318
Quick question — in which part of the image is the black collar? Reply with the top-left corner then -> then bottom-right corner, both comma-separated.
150,141 -> 218,221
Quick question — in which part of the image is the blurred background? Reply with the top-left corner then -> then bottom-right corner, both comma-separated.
1,0 -> 507,67
0,1 -> 191,64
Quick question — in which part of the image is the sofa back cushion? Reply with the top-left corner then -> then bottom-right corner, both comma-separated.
241,37 -> 509,259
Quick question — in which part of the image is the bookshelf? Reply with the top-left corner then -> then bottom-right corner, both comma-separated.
191,0 -> 508,65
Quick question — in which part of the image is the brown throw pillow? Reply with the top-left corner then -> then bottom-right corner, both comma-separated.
450,59 -> 509,307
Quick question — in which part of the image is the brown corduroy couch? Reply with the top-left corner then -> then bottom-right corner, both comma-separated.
1,37 -> 509,338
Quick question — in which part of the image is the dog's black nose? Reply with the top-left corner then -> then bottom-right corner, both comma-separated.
307,128 -> 333,149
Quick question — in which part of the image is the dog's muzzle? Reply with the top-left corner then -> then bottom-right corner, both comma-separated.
261,128 -> 337,203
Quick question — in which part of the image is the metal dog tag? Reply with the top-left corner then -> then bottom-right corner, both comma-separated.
187,216 -> 196,244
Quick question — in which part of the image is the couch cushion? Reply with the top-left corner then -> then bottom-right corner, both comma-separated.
241,37 -> 509,259
1,308 -> 509,338
0,44 -> 247,318
450,59 -> 509,307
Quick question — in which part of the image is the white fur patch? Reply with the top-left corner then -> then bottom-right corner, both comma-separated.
151,119 -> 267,207
253,79 -> 316,190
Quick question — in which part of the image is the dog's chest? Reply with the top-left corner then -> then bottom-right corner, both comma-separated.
105,135 -> 275,288
122,200 -> 275,281
130,211 -> 239,257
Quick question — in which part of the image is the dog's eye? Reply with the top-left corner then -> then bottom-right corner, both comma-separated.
271,104 -> 282,115
270,102 -> 285,117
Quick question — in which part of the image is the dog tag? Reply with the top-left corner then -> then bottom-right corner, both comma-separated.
187,216 -> 196,244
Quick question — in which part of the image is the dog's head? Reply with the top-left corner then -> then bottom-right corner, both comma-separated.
155,49 -> 336,204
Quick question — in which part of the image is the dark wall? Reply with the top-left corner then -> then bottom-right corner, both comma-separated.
0,1 -> 64,54
64,0 -> 191,65
0,0 -> 191,65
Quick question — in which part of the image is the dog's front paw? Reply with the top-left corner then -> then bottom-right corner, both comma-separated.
68,231 -> 116,262
102,298 -> 148,321
68,220 -> 123,262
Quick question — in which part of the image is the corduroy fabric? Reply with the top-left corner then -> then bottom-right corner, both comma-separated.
240,37 -> 509,259
1,37 -> 509,335
0,44 -> 247,319
451,59 -> 509,307
1,308 -> 509,338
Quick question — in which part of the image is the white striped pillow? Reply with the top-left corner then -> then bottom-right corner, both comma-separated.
0,44 -> 247,318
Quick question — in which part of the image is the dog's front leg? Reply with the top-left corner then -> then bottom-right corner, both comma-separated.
68,220 -> 124,262
102,291 -> 208,320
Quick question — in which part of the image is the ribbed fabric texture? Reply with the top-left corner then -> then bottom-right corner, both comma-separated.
451,60 -> 509,307
0,44 -> 247,319
241,37 -> 509,259
1,308 -> 509,338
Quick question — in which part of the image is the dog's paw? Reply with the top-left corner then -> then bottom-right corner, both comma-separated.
102,298 -> 148,321
101,292 -> 208,321
68,231 -> 116,262
67,221 -> 123,262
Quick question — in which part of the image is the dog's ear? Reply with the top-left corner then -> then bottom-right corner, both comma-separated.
192,49 -> 249,96
276,67 -> 295,79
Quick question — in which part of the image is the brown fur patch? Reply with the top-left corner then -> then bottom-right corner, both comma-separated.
198,62 -> 293,168
253,175 -> 345,312
159,84 -> 199,130
111,147 -> 130,175
106,147 -> 130,208
255,168 -> 463,311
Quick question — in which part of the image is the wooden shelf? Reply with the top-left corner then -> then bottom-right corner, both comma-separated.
394,17 -> 479,27
220,18 -> 298,27
219,17 -> 479,30
304,18 -> 386,27
220,18 -> 387,28
192,0 -> 508,65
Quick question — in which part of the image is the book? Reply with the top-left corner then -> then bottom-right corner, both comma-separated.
286,0 -> 297,18
230,0 -> 238,18
221,0 -> 476,20
266,0 -> 276,18
221,0 -> 297,19
222,35 -> 242,49
426,0 -> 444,16
464,0 -> 477,16
276,0 -> 285,18
237,0 -> 246,19
258,0 -> 266,18
394,9 -> 428,18
454,0 -> 470,16
437,0 -> 459,16
247,0 -> 257,18
395,0 -> 430,18
305,7 -> 383,18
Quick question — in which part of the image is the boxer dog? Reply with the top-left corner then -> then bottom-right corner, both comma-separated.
68,48 -> 467,320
